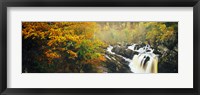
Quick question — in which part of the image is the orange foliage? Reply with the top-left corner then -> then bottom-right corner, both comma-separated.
67,50 -> 78,59
22,22 -> 106,68
45,50 -> 60,59
83,55 -> 106,65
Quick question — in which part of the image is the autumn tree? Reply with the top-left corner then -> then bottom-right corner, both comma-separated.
22,22 -> 106,73
145,22 -> 178,50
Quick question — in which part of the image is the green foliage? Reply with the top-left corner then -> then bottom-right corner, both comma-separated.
95,22 -> 178,50
145,22 -> 178,49
22,22 -> 106,73
22,22 -> 178,73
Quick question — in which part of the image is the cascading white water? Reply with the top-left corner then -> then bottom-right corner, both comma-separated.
106,44 -> 158,73
128,44 -> 158,73
107,45 -> 132,62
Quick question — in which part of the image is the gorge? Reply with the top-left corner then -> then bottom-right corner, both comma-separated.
105,44 -> 159,73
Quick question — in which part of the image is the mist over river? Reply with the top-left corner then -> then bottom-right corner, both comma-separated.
22,22 -> 178,73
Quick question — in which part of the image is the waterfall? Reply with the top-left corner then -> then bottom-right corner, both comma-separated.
106,44 -> 158,73
128,44 -> 158,73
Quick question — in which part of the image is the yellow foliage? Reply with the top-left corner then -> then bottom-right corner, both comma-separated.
84,55 -> 106,65
45,50 -> 61,59
22,22 -> 104,63
67,50 -> 78,59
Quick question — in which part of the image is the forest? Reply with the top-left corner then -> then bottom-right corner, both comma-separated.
22,22 -> 178,73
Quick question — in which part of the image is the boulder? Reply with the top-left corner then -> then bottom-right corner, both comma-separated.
104,52 -> 132,73
134,43 -> 146,50
112,45 -> 138,59
124,49 -> 138,59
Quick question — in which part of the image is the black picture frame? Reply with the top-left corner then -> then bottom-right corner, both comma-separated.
0,0 -> 200,95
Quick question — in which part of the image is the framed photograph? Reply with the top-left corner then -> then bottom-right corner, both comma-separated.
0,0 -> 200,95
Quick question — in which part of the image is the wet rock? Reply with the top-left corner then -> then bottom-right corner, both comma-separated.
153,49 -> 162,55
158,48 -> 178,73
144,56 -> 150,66
104,52 -> 132,73
134,43 -> 146,50
124,49 -> 138,59
173,45 -> 178,53
111,45 -> 138,59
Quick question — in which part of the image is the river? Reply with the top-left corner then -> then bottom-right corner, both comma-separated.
106,44 -> 158,73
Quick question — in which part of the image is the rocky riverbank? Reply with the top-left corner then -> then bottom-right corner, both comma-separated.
102,43 -> 178,73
